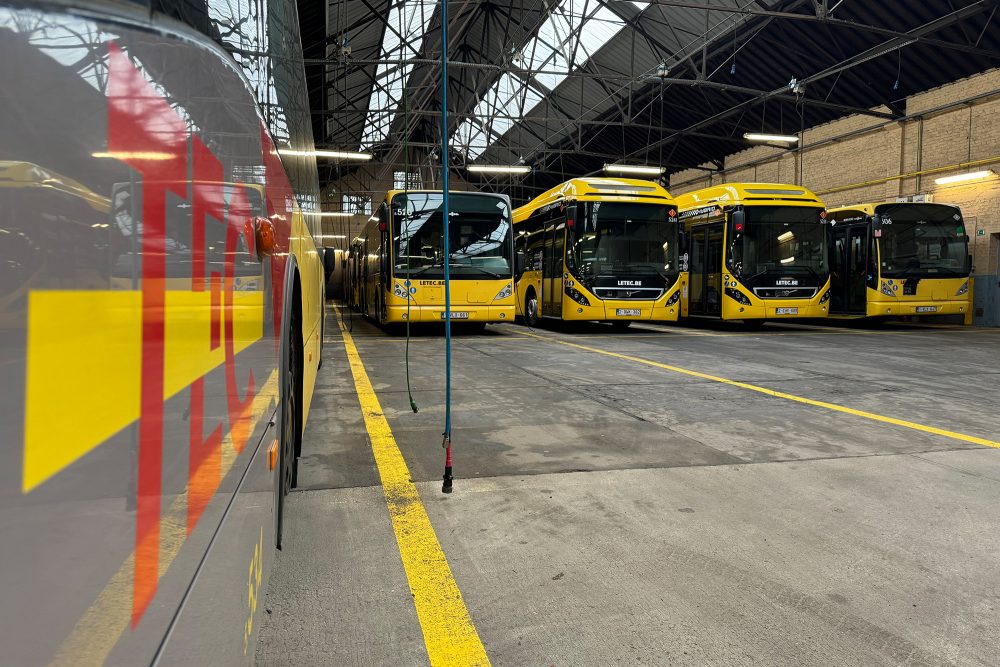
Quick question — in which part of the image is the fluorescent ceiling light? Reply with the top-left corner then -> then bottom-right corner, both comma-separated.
92,151 -> 175,160
743,133 -> 799,144
780,256 -> 795,264
934,170 -> 995,185
305,211 -> 353,218
316,235 -> 347,239
467,164 -> 531,174
777,231 -> 795,243
603,164 -> 665,175
279,149 -> 372,160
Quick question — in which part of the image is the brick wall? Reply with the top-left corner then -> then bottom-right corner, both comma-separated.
668,68 -> 1000,280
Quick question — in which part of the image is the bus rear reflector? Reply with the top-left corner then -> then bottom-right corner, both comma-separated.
267,439 -> 279,470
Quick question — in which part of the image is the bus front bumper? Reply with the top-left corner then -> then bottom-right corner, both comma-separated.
866,299 -> 970,317
387,304 -> 515,323
562,298 -> 681,322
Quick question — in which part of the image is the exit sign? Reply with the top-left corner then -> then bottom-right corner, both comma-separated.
977,228 -> 986,236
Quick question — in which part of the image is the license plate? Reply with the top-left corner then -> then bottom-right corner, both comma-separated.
616,309 -> 641,317
775,307 -> 798,315
916,306 -> 938,313
440,311 -> 470,319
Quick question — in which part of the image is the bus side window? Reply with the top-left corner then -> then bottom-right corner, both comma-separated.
867,228 -> 878,288
378,203 -> 389,287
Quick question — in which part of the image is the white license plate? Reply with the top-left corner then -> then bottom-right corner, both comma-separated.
616,309 -> 641,317
775,307 -> 798,315
916,306 -> 938,313
440,311 -> 470,319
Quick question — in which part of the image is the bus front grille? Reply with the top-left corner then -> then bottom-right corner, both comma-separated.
592,287 -> 665,300
751,287 -> 818,299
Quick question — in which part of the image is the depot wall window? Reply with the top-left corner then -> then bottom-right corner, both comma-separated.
342,194 -> 372,215
393,170 -> 421,190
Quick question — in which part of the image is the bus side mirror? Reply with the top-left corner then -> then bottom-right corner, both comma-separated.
731,209 -> 746,233
515,250 -> 526,276
968,254 -> 974,274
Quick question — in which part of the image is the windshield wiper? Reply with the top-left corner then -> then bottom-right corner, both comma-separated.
780,265 -> 822,283
405,261 -> 445,278
450,264 -> 502,278
404,261 -> 503,279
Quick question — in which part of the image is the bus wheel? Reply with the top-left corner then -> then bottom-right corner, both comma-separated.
609,321 -> 631,331
276,303 -> 301,549
525,291 -> 539,327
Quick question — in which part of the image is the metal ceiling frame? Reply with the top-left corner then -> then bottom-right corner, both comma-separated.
313,0 -> 1000,189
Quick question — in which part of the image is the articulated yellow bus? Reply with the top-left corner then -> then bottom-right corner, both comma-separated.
827,202 -> 972,319
347,190 -> 516,325
675,183 -> 831,324
513,178 -> 683,329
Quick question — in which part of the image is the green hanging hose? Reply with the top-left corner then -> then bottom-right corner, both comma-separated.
403,84 -> 418,413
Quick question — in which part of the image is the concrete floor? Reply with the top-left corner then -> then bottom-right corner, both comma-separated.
256,309 -> 1000,666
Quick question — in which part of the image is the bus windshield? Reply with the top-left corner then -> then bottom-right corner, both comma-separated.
569,202 -> 677,277
731,206 -> 827,281
876,204 -> 969,278
393,193 -> 512,279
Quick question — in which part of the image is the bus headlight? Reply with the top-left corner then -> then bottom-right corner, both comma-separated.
493,282 -> 513,301
394,283 -> 411,300
665,289 -> 681,306
565,285 -> 591,306
818,290 -> 831,305
880,282 -> 894,297
724,287 -> 751,306
956,280 -> 969,296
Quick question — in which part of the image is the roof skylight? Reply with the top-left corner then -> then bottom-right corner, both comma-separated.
360,0 -> 436,150
454,0 -> 631,160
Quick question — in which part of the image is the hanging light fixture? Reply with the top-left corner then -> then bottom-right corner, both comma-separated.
603,164 -> 665,175
743,133 -> 799,144
934,170 -> 995,185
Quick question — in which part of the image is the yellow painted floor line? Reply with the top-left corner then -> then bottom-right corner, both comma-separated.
519,331 -> 1000,450
335,309 -> 491,667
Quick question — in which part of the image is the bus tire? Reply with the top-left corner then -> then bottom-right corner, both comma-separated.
525,290 -> 539,327
276,266 -> 303,549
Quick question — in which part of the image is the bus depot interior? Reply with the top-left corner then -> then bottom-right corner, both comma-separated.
3,1 -> 1000,666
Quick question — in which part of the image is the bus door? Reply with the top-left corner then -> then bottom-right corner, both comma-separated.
689,224 -> 724,316
543,219 -> 564,316
830,224 -> 868,315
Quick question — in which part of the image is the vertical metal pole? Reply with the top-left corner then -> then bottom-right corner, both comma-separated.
440,0 -> 453,493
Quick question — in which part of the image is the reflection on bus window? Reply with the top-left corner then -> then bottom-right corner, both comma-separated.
730,206 -> 827,280
877,204 -> 968,278
569,202 -> 677,278
393,193 -> 512,277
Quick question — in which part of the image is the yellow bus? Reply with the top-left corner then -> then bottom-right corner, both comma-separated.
827,202 -> 972,319
513,178 -> 683,329
675,183 -> 831,324
1,4 -> 325,662
347,190 -> 516,325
